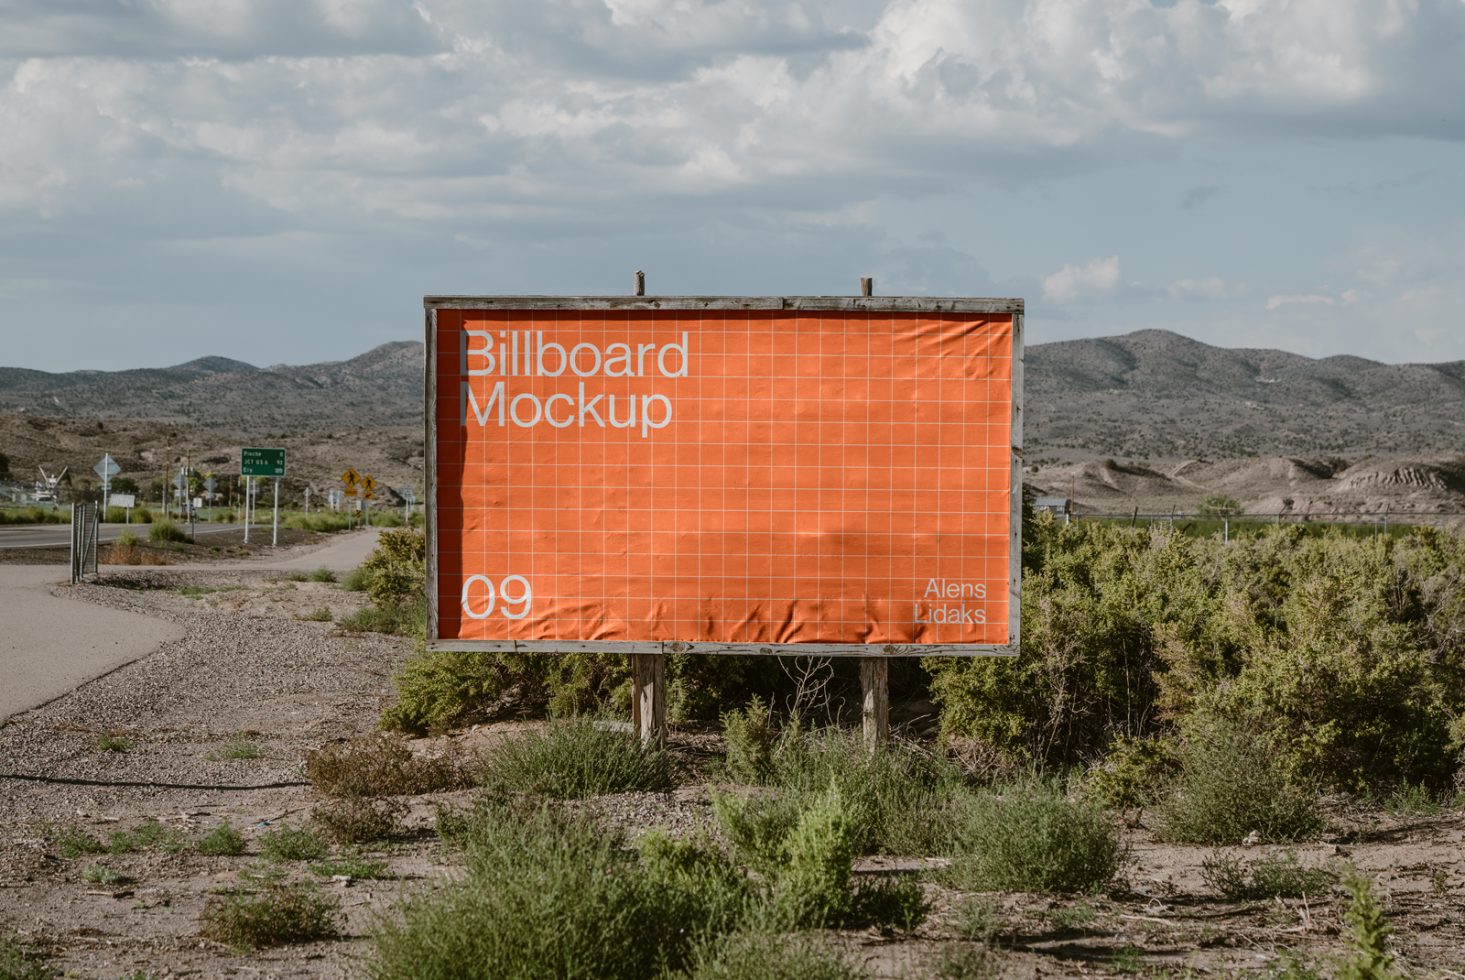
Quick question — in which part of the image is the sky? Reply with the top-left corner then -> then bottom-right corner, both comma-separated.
2,0 -> 1463,371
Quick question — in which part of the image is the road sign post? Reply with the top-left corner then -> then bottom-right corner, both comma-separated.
94,454 -> 120,511
242,448 -> 286,547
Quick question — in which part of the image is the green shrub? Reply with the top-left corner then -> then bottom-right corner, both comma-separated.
311,850 -> 392,880
51,826 -> 106,859
259,825 -> 328,862
478,718 -> 676,798
943,779 -> 1122,893
309,567 -> 337,583
282,511 -> 352,533
1339,871 -> 1400,980
133,507 -> 154,524
208,736 -> 263,761
96,733 -> 130,752
82,863 -> 125,885
366,805 -> 740,979
149,519 -> 189,543
688,931 -> 868,980
1200,850 -> 1336,900
338,598 -> 424,637
1156,713 -> 1322,845
305,734 -> 467,798
362,528 -> 425,608
199,882 -> 341,949
197,825 -> 247,857
712,783 -> 927,931
342,565 -> 373,592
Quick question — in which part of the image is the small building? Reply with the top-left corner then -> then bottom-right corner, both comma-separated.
1033,495 -> 1071,516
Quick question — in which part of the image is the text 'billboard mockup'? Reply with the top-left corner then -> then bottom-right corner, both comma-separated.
426,297 -> 1022,656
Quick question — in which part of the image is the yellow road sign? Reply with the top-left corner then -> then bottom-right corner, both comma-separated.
361,489 -> 375,500
342,467 -> 360,488
361,473 -> 378,492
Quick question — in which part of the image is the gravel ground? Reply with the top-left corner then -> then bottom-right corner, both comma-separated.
0,556 -> 420,978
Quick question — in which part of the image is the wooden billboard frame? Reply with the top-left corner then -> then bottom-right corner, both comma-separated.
423,295 -> 1024,661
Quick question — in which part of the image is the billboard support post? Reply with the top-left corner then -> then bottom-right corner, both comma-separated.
860,657 -> 889,750
631,653 -> 665,745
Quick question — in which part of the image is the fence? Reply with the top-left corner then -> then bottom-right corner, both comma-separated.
70,502 -> 99,583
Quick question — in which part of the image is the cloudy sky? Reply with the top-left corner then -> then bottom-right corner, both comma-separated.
3,0 -> 1463,371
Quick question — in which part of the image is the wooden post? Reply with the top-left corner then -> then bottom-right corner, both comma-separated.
634,270 -> 646,296
860,657 -> 889,751
859,276 -> 873,297
631,653 -> 665,745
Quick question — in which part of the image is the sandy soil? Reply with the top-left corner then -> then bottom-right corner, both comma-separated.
1,567 -> 1462,978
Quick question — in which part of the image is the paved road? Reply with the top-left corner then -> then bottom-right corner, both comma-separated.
0,522 -> 246,550
0,528 -> 383,724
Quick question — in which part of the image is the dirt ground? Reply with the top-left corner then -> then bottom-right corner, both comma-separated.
1,564 -> 1462,978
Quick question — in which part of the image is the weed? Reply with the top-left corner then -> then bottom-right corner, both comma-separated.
1381,782 -> 1444,817
52,826 -> 106,859
285,571 -> 310,582
199,882 -> 341,949
96,733 -> 130,753
943,779 -> 1122,893
305,734 -> 467,798
1157,713 -> 1322,845
1338,871 -> 1400,980
310,850 -> 392,880
197,825 -> 247,857
107,818 -> 187,855
1430,869 -> 1447,896
310,567 -> 337,583
148,519 -> 189,543
337,601 -> 424,637
313,797 -> 404,845
208,736 -> 263,761
1201,850 -> 1336,901
1042,901 -> 1098,930
688,931 -> 869,980
0,933 -> 50,980
297,606 -> 333,622
81,863 -> 126,886
342,565 -> 373,592
931,943 -> 1000,979
366,804 -> 742,979
722,696 -> 777,783
951,895 -> 1002,943
260,825 -> 328,862
1110,945 -> 1145,973
478,718 -> 676,798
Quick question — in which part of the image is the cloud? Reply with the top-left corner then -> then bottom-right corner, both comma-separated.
1167,276 -> 1232,300
1043,256 -> 1120,303
1265,290 -> 1356,311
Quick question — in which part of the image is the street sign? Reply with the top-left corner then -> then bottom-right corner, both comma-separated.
109,493 -> 136,509
360,474 -> 377,494
241,447 -> 286,477
425,295 -> 1023,658
94,454 -> 120,480
342,467 -> 360,488
204,476 -> 217,494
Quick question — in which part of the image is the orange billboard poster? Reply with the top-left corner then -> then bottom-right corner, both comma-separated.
425,297 -> 1022,656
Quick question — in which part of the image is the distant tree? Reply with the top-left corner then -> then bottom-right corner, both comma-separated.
111,476 -> 139,494
1198,493 -> 1242,518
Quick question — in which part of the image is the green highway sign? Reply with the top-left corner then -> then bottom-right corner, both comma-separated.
241,447 -> 286,477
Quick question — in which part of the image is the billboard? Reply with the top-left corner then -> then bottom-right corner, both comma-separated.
425,297 -> 1022,656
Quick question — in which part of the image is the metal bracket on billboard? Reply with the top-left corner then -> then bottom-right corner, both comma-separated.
423,289 -> 1024,746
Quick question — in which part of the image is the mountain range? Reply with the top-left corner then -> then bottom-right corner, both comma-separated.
2,329 -> 1461,460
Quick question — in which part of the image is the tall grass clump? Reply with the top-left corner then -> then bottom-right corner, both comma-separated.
305,734 -> 467,798
1156,713 -> 1322,845
477,718 -> 676,798
0,932 -> 51,980
366,805 -> 746,979
943,779 -> 1122,893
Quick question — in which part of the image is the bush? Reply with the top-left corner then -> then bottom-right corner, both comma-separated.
712,783 -> 927,931
313,797 -> 404,845
943,779 -> 1122,893
148,519 -> 189,543
305,734 -> 467,798
1339,871 -> 1400,980
688,931 -> 868,980
107,818 -> 187,854
361,528 -> 425,608
1156,713 -> 1322,845
366,805 -> 742,979
478,718 -> 677,798
197,825 -> 247,857
309,567 -> 337,583
722,696 -> 777,783
199,882 -> 341,949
